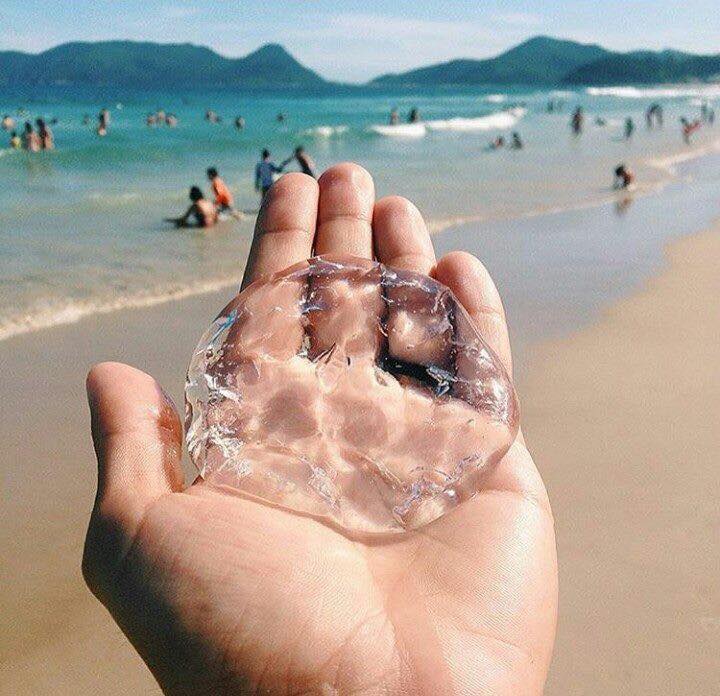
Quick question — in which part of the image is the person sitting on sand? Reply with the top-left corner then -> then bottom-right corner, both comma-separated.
36,118 -> 54,150
9,131 -> 21,149
168,186 -> 218,228
206,167 -> 234,213
255,149 -> 284,198
2,114 -> 15,131
21,121 -> 40,152
613,163 -> 635,190
282,146 -> 316,178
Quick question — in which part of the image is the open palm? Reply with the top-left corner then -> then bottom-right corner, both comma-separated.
83,164 -> 557,695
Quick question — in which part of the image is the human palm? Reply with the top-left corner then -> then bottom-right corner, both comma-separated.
83,164 -> 557,695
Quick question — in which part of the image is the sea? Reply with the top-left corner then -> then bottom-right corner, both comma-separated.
1,84 -> 720,343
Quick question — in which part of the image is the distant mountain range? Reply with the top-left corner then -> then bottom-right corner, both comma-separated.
1,36 -> 719,89
0,41 -> 326,88
371,36 -> 720,87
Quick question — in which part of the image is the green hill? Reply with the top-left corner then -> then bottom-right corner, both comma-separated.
563,50 -> 720,84
371,36 -> 609,86
370,36 -> 720,87
0,41 -> 326,88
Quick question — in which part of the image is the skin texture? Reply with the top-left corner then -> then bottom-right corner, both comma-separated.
82,164 -> 558,695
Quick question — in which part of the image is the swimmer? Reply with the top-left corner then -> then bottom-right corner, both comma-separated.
206,167 -> 235,213
488,135 -> 505,150
166,114 -> 178,127
21,121 -> 40,152
97,124 -> 107,137
613,163 -> 635,190
255,148 -> 285,198
36,118 -> 54,150
82,114 -> 91,126
276,112 -> 286,123
146,113 -> 157,127
282,146 -> 316,178
99,108 -> 110,129
9,131 -> 21,149
2,114 -> 15,130
166,186 -> 218,228
389,108 -> 399,125
234,116 -> 245,130
205,109 -> 219,124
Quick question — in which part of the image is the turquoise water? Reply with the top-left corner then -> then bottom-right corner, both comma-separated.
1,84 -> 719,340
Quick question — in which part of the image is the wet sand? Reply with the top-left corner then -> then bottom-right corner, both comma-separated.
1,224 -> 718,693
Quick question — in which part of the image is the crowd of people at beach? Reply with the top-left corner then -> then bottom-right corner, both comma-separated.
3,96 -> 717,216
2,113 -> 55,151
167,146 -> 317,229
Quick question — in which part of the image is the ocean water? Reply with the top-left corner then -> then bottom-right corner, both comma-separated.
1,84 -> 719,341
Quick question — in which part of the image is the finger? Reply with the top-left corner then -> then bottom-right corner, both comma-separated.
372,195 -> 436,275
86,362 -> 184,528
314,163 -> 374,258
241,173 -> 318,289
432,251 -> 513,378
373,196 -> 445,367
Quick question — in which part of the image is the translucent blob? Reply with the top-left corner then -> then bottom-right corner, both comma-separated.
186,255 -> 519,535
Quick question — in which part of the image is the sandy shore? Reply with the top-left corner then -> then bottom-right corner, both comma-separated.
1,225 -> 718,693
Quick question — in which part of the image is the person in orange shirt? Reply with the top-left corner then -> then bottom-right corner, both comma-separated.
206,167 -> 234,213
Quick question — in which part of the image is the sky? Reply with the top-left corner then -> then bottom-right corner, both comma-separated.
3,1 -> 720,82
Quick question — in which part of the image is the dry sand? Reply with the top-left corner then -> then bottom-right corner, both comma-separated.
1,227 -> 718,694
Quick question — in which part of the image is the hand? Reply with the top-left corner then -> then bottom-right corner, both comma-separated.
83,163 -> 557,695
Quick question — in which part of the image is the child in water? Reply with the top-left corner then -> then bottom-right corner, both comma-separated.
206,167 -> 235,214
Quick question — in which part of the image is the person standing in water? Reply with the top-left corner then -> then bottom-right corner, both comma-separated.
389,108 -> 399,125
408,107 -> 420,123
255,149 -> 285,198
21,121 -> 40,151
283,146 -> 316,178
624,117 -> 635,140
2,114 -> 15,130
613,164 -> 635,189
571,107 -> 584,135
9,131 -> 21,149
206,167 -> 234,213
36,118 -> 54,150
167,186 -> 218,228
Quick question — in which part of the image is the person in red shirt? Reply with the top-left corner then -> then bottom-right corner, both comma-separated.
206,167 -> 234,213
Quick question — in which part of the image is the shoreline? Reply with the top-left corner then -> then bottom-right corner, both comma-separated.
1,210 -> 719,692
523,224 -> 720,693
2,136 -> 719,345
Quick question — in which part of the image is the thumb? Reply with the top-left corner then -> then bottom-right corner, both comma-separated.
86,361 -> 184,528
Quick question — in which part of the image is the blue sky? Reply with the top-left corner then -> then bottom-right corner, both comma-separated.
3,1 -> 719,82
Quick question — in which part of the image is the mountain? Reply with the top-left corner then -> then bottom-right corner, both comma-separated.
563,50 -> 720,84
370,36 -> 720,86
0,41 -> 326,88
371,36 -> 609,86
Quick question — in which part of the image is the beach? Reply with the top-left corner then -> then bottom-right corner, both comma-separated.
1,189 -> 719,692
